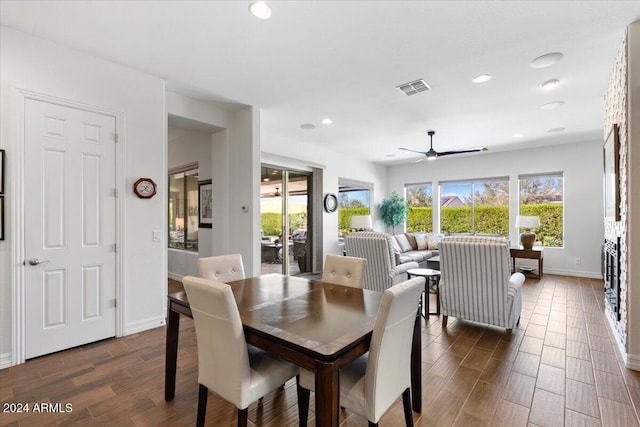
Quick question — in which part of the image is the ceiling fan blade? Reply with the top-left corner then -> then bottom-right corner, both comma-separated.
398,147 -> 428,155
414,156 -> 427,163
437,147 -> 488,157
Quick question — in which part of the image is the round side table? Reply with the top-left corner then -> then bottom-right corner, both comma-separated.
407,268 -> 441,317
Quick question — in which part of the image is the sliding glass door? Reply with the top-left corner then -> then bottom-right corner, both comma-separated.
260,165 -> 312,275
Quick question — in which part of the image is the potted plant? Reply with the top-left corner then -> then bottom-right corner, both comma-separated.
379,191 -> 407,234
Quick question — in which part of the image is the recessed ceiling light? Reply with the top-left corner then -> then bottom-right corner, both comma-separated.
530,52 -> 563,68
321,118 -> 333,125
249,1 -> 272,19
548,127 -> 566,133
300,123 -> 316,130
263,178 -> 270,182
513,133 -> 524,138
472,74 -> 492,83
540,101 -> 564,110
540,78 -> 560,90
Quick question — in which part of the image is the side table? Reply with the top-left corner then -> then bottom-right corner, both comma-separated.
407,268 -> 441,316
510,246 -> 544,280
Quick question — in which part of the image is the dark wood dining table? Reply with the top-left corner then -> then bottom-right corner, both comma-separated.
165,273 -> 422,427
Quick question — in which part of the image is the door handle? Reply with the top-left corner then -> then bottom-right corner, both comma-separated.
28,258 -> 50,266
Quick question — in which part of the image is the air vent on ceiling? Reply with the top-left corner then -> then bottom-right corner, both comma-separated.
396,79 -> 431,96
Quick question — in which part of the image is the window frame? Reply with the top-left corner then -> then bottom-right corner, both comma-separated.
518,172 -> 564,248
168,163 -> 199,252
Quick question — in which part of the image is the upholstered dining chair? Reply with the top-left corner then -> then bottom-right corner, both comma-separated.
182,276 -> 301,427
321,254 -> 367,288
298,276 -> 425,427
438,236 -> 525,333
197,253 -> 245,283
345,232 -> 418,292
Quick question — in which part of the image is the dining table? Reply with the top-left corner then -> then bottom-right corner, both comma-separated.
164,273 -> 422,427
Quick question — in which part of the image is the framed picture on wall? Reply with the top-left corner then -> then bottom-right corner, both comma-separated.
603,123 -> 620,221
199,179 -> 213,228
0,149 -> 5,194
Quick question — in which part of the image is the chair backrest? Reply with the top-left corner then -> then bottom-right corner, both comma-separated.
364,277 -> 424,422
198,253 -> 245,283
321,255 -> 366,288
344,232 -> 399,292
438,235 -> 512,326
182,276 -> 251,408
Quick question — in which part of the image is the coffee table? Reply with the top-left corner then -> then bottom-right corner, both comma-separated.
407,268 -> 441,316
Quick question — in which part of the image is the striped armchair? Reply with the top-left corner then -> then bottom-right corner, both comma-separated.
344,232 -> 419,292
439,236 -> 525,332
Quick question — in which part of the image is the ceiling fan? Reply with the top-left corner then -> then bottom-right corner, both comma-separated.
399,130 -> 487,161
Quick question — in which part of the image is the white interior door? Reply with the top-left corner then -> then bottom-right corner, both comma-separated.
24,98 -> 117,359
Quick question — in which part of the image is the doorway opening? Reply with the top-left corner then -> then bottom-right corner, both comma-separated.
260,165 -> 313,275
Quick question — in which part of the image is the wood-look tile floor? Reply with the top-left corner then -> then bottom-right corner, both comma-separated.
2,275 -> 640,426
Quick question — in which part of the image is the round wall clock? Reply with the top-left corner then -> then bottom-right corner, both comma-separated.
323,193 -> 338,213
133,177 -> 157,199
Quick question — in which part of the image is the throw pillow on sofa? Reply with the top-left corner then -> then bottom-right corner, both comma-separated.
427,233 -> 445,250
415,234 -> 429,250
394,234 -> 413,252
405,233 -> 418,250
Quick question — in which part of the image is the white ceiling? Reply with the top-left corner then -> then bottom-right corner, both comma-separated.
2,1 -> 639,165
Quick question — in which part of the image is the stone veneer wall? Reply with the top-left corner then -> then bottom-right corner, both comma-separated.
604,31 -> 629,350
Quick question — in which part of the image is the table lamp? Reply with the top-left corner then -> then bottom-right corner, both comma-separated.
516,215 -> 540,250
350,214 -> 373,232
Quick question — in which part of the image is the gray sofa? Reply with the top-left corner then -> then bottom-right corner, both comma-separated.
391,232 -> 443,268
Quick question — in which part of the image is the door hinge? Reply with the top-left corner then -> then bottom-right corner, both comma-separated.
114,133 -> 119,143
113,188 -> 118,198
113,243 -> 117,253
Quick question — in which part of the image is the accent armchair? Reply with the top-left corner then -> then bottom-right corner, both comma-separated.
438,236 -> 525,332
345,232 -> 419,292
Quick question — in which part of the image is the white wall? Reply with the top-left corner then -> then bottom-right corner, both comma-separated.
388,140 -> 604,277
0,26 -> 166,363
167,126 -> 213,279
166,93 -> 260,276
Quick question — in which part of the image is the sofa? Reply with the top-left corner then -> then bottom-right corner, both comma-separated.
390,232 -> 443,268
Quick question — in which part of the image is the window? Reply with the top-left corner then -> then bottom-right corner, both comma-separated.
519,173 -> 564,247
338,179 -> 371,237
440,178 -> 509,235
169,164 -> 199,251
405,183 -> 433,232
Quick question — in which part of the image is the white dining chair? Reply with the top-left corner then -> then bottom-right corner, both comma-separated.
321,254 -> 366,288
197,253 -> 245,283
298,276 -> 425,427
182,276 -> 301,427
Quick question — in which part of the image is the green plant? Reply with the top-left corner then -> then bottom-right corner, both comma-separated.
379,192 -> 407,234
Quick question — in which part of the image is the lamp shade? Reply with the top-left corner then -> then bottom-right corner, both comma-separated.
515,215 -> 540,229
350,214 -> 373,231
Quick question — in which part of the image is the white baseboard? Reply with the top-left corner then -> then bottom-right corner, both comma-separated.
544,268 -> 602,279
124,315 -> 166,336
0,352 -> 13,370
627,353 -> 640,371
168,272 -> 183,281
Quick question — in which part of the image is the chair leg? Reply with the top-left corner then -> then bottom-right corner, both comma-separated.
197,384 -> 208,427
296,375 -> 310,427
442,315 -> 448,328
368,422 -> 378,427
237,407 -> 248,427
402,388 -> 413,426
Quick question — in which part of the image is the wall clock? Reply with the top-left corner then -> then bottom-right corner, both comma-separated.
133,177 -> 157,199
323,193 -> 338,213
